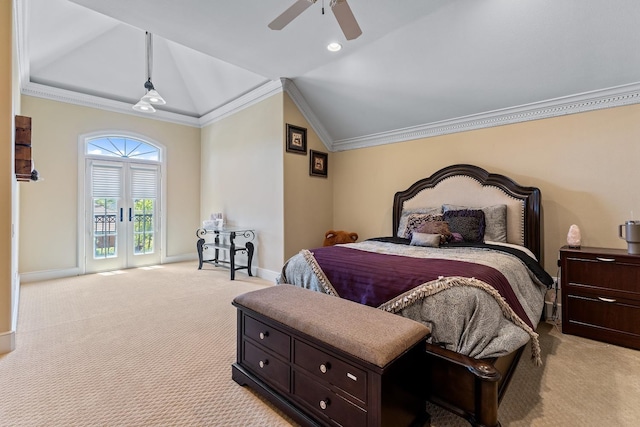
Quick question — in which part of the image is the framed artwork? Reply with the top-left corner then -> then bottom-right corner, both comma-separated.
286,124 -> 307,154
309,150 -> 328,177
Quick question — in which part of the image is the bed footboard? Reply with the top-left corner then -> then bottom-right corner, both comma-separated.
423,343 -> 524,427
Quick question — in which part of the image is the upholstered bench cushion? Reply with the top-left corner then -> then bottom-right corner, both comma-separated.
233,284 -> 430,368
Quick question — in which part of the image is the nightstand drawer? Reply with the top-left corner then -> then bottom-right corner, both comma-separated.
293,369 -> 367,427
243,340 -> 290,392
566,293 -> 640,337
294,339 -> 367,403
244,314 -> 290,358
564,257 -> 640,297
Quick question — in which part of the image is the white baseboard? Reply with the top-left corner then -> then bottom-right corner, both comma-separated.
12,274 -> 20,331
20,267 -> 82,283
0,330 -> 16,354
19,254 -> 199,283
256,268 -> 279,284
163,253 -> 198,264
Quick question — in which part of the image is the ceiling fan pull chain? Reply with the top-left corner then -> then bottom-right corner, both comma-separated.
322,0 -> 325,15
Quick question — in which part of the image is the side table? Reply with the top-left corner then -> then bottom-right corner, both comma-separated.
197,227 -> 255,280
560,245 -> 640,350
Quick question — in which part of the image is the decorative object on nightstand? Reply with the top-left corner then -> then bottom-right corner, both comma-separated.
566,224 -> 581,248
560,246 -> 640,350
619,220 -> 640,254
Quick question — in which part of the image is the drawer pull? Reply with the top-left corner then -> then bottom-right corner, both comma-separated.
346,372 -> 357,381
258,359 -> 268,368
595,257 -> 615,262
319,399 -> 330,410
597,297 -> 617,303
319,363 -> 331,374
259,331 -> 269,340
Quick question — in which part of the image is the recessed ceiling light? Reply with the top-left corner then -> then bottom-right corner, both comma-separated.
327,42 -> 342,52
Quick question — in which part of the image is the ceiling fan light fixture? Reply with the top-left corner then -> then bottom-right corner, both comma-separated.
132,100 -> 156,113
327,42 -> 342,52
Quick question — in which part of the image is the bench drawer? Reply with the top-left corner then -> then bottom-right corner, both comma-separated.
244,314 -> 290,358
294,340 -> 367,403
243,340 -> 290,392
293,370 -> 367,427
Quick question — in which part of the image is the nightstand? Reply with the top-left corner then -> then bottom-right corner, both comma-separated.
560,246 -> 640,350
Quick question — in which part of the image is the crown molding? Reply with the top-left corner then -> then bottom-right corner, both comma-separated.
22,82 -> 202,127
20,77 -> 640,149
198,79 -> 284,127
20,79 -> 290,129
330,82 -> 640,152
281,78 -> 333,151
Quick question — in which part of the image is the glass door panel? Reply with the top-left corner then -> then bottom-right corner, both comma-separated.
133,198 -> 155,255
93,197 -> 119,259
85,159 -> 161,273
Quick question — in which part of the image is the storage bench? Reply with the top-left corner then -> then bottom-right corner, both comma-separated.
231,284 -> 431,427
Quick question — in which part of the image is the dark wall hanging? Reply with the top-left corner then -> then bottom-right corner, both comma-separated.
309,150 -> 328,177
286,124 -> 307,154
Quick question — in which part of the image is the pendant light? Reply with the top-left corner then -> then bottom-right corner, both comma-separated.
133,32 -> 165,113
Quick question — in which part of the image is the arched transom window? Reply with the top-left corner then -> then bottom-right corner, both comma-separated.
86,136 -> 160,161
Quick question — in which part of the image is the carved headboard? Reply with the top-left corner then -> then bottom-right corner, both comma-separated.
392,164 -> 542,261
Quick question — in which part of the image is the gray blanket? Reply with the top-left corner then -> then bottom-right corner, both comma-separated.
278,241 -> 548,363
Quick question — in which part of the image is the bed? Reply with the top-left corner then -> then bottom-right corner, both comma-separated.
277,164 -> 553,427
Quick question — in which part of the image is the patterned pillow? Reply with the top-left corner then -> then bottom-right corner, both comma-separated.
443,204 -> 506,242
397,207 -> 442,238
443,209 -> 485,243
417,220 -> 452,244
404,213 -> 443,241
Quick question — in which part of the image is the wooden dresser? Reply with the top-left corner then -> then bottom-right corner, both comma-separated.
560,246 -> 640,349
231,285 -> 431,427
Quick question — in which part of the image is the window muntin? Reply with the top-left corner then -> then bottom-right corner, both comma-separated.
87,136 -> 160,161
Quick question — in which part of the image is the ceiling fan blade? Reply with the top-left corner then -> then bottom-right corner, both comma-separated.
268,0 -> 316,30
331,0 -> 362,40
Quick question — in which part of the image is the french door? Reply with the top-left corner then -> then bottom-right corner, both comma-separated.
85,159 -> 161,273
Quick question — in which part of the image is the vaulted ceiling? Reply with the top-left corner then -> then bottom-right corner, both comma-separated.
18,0 -> 640,151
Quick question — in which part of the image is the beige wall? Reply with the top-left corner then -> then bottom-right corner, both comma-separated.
200,93 -> 284,275
19,96 -> 201,274
333,104 -> 640,274
0,0 -> 15,345
283,93 -> 333,259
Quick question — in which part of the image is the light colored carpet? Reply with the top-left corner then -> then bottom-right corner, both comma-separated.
1,262 -> 639,426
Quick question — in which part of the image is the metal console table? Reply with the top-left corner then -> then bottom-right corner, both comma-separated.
196,227 -> 255,280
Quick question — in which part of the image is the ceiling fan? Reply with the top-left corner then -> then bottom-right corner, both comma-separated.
268,0 -> 362,40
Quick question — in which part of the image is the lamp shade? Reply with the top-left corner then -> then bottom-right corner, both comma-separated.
132,100 -> 156,113
141,89 -> 166,105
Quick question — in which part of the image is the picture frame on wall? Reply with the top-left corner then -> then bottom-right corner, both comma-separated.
309,150 -> 328,177
285,124 -> 307,154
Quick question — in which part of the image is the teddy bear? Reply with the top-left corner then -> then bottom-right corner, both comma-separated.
323,230 -> 359,246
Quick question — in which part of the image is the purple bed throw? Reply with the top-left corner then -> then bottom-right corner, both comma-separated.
311,245 -> 533,330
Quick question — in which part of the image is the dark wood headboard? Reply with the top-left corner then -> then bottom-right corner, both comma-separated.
392,164 -> 542,261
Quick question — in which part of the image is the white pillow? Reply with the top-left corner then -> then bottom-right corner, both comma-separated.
410,232 -> 441,247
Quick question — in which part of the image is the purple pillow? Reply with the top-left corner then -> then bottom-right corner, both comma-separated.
443,209 -> 485,243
